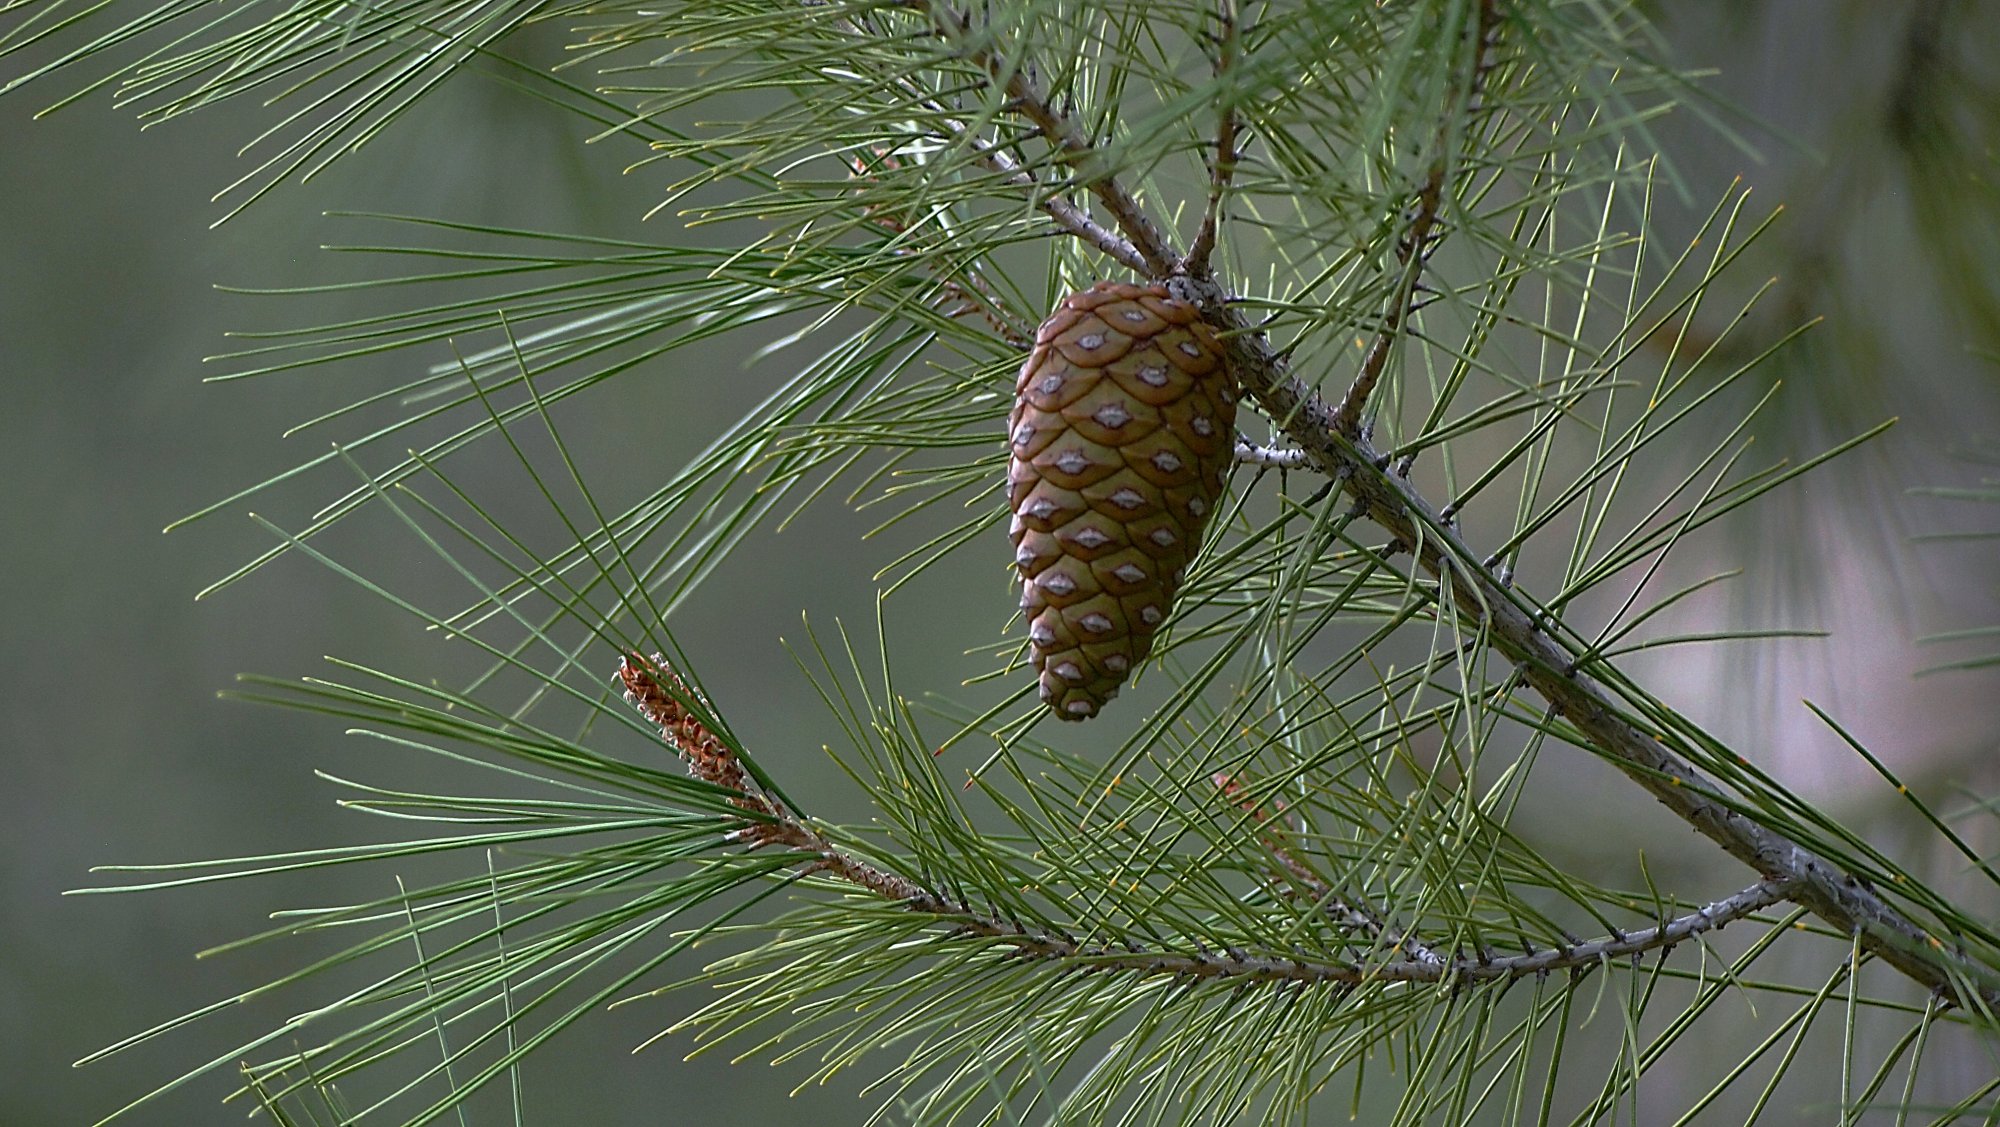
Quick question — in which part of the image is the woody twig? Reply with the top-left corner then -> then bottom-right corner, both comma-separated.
846,148 -> 1034,348
1331,0 -> 1502,438
619,652 -> 1793,988
1183,0 -> 1240,276
1213,773 -> 1444,968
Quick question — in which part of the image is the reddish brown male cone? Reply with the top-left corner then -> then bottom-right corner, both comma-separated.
1007,280 -> 1239,720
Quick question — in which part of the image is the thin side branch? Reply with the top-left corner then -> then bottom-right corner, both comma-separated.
1214,772 -> 1443,967
829,6 -> 1151,291
1332,0 -> 1502,437
846,149 -> 1035,348
1470,879 -> 1796,978
916,0 -> 1182,275
1183,0 -> 1240,275
621,653 -> 1790,988
979,143 -> 1152,274
827,3 -> 1151,274
970,876 -> 1788,987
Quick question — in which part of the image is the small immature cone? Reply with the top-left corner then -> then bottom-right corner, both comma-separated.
1008,281 -> 1238,720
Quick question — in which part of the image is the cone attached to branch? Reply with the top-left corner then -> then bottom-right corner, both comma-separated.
1007,280 -> 1239,720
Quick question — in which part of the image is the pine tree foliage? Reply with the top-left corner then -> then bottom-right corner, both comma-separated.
11,0 -> 2000,1123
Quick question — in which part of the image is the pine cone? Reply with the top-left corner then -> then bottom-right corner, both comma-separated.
1008,280 -> 1238,720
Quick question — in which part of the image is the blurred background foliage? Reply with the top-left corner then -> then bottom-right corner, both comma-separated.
3,0 -> 1999,1122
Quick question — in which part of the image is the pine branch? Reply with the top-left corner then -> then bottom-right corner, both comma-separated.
41,4 -> 2000,1118
900,0 -> 2000,1012
1214,772 -> 1444,969
1182,0 -> 1240,276
1332,0 -> 1502,436
622,651 -> 1792,988
850,10 -> 1150,273
1185,278 -> 2000,1008
980,142 -> 1153,273
824,3 -> 1155,284
968,877 -> 1789,988
913,0 -> 1180,275
847,149 -> 1035,348
1184,283 -> 2000,1012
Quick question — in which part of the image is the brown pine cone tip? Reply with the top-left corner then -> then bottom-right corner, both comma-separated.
1008,280 -> 1239,721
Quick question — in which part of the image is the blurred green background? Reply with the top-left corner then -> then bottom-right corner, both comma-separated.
5,2 -> 2000,1122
